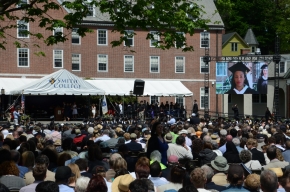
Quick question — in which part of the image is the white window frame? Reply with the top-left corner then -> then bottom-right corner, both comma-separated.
200,31 -> 210,48
150,96 -> 160,105
97,54 -> 108,72
200,57 -> 210,74
124,55 -> 134,72
17,48 -> 29,67
17,0 -> 28,7
175,56 -> 185,73
175,32 -> 185,48
200,87 -> 210,109
17,20 -> 29,38
124,30 -> 134,46
175,96 -> 185,107
150,56 -> 160,73
216,62 -> 227,76
72,28 -> 81,44
231,42 -> 238,51
280,62 -> 285,73
72,53 -> 81,71
150,31 -> 160,47
53,27 -> 63,36
97,29 -> 107,45
53,50 -> 63,68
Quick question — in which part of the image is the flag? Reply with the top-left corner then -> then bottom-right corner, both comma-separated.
21,94 -> 25,109
102,95 -> 108,114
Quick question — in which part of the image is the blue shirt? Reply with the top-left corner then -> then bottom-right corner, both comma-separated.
222,185 -> 250,192
59,184 -> 74,192
17,165 -> 29,178
219,144 -> 227,154
149,177 -> 169,187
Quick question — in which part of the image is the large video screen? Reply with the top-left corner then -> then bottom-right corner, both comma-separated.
216,61 -> 268,94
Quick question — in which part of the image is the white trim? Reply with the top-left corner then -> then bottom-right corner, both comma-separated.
124,30 -> 134,46
72,53 -> 81,71
72,28 -> 81,45
200,31 -> 210,48
17,48 -> 29,67
97,54 -> 108,72
150,31 -> 160,47
53,27 -> 63,36
150,56 -> 160,73
200,57 -> 210,74
17,20 -> 29,38
200,87 -> 210,109
53,50 -> 63,68
175,56 -> 185,73
231,42 -> 238,52
124,55 -> 134,72
97,29 -> 108,45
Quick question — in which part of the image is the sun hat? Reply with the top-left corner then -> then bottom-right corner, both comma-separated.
164,133 -> 173,143
269,168 -> 283,177
211,156 -> 229,172
111,174 -> 135,192
178,129 -> 188,135
130,133 -> 137,139
187,127 -> 196,135
88,127 -> 94,134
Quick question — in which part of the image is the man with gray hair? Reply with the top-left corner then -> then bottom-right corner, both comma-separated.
232,137 -> 243,153
203,135 -> 212,143
75,176 -> 90,192
94,129 -> 110,142
101,130 -> 119,148
106,153 -> 122,181
201,165 -> 226,191
260,169 -> 279,192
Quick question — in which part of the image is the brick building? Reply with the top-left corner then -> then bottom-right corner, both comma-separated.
0,0 -> 224,117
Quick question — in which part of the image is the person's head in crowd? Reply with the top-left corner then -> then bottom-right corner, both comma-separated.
230,128 -> 238,138
0,183 -> 10,192
203,141 -> 213,150
192,138 -> 203,155
178,185 -> 198,192
276,148 -> 284,161
67,163 -> 81,186
211,140 -> 219,150
246,138 -> 257,150
151,121 -> 164,137
226,135 -> 233,142
75,176 -> 90,192
190,168 -> 207,189
0,161 -> 19,177
108,153 -> 122,169
0,149 -> 11,164
240,137 -> 248,148
112,174 -> 134,192
226,164 -> 244,187
35,181 -> 59,192
275,133 -> 284,146
57,153 -> 71,167
169,166 -> 186,184
150,150 -> 162,163
75,158 -> 88,172
130,133 -> 137,141
267,145 -> 277,161
129,179 -> 148,192
285,140 -> 290,150
260,169 -> 279,192
136,157 -> 150,167
281,169 -> 290,191
150,161 -> 162,177
88,144 -> 103,161
115,168 -> 130,178
239,149 -> 252,164
268,136 -> 276,145
203,135 -> 212,143
19,135 -> 27,143
141,178 -> 154,191
55,166 -> 74,185
41,146 -> 58,167
220,129 -> 227,137
92,166 -> 106,177
232,137 -> 240,147
62,137 -> 73,151
123,133 -> 131,142
244,173 -> 260,192
33,163 -> 47,181
168,155 -> 179,166
21,150 -> 35,170
201,165 -> 214,183
135,163 -> 150,179
10,150 -> 21,164
113,157 -> 127,172
211,156 -> 229,173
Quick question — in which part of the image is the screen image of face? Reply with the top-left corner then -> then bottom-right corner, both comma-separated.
215,61 -> 268,94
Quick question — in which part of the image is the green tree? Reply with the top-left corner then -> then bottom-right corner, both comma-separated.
0,0 -> 211,52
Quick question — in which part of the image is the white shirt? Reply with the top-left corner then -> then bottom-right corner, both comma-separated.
119,104 -> 123,114
94,134 -> 110,142
185,136 -> 192,147
234,85 -> 249,94
167,143 -> 193,159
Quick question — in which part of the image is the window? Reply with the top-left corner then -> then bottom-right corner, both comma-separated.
17,48 -> 29,67
98,54 -> 108,72
200,32 -> 210,48
176,32 -> 185,48
53,27 -> 63,36
124,55 -> 134,72
252,94 -> 259,103
124,30 -> 134,46
231,42 -> 237,51
85,0 -> 95,17
72,28 -> 80,44
200,57 -> 209,73
200,87 -> 209,109
280,62 -> 285,73
252,46 -> 255,53
175,96 -> 184,107
175,56 -> 185,73
261,94 -> 267,103
216,62 -> 227,76
150,56 -> 159,73
97,29 -> 107,45
17,0 -> 28,7
17,20 -> 29,38
150,96 -> 159,105
150,31 -> 159,47
53,50 -> 63,68
72,54 -> 81,71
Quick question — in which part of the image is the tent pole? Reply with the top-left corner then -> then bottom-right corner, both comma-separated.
99,97 -> 101,117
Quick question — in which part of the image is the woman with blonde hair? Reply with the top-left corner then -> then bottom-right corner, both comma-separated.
67,163 -> 81,188
21,151 -> 35,171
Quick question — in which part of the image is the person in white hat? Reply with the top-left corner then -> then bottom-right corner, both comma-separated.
178,129 -> 192,148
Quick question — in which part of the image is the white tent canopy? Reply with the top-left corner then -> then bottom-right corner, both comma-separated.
87,79 -> 193,96
10,69 -> 105,95
0,78 -> 37,95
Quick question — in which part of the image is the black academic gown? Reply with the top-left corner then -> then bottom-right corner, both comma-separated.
225,87 -> 258,94
257,77 -> 267,94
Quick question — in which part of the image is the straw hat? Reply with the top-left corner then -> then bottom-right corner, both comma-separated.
111,174 -> 135,192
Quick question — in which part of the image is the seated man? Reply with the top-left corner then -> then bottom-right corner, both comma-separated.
125,133 -> 143,152
20,164 -> 47,192
149,161 -> 169,187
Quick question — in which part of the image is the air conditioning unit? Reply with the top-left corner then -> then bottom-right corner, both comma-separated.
255,48 -> 261,55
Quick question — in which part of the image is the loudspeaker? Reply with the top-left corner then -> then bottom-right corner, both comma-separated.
133,79 -> 145,95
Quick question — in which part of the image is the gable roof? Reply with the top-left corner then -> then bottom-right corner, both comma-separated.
222,32 -> 249,48
244,28 -> 259,45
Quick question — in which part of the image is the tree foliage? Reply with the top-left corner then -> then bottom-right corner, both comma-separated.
0,0 -> 212,52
